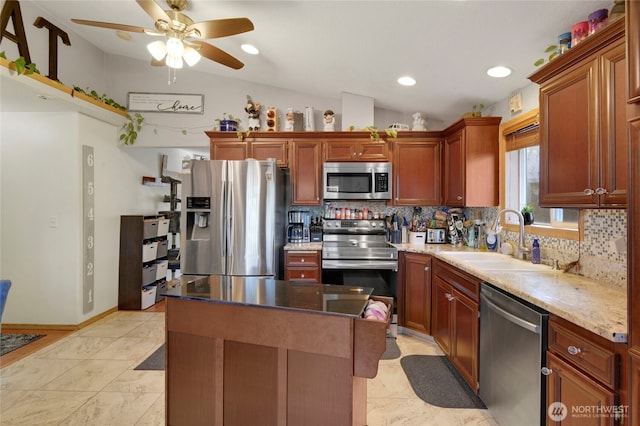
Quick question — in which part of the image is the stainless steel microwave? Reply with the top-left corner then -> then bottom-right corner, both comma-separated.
323,162 -> 392,200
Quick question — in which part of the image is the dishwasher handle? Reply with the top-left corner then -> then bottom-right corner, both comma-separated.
483,296 -> 541,334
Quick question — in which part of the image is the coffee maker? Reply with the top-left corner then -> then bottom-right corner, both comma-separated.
287,211 -> 310,243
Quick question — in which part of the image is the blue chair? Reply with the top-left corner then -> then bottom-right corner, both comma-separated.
0,280 -> 11,330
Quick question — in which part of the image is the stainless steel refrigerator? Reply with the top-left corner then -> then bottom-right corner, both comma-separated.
180,159 -> 285,278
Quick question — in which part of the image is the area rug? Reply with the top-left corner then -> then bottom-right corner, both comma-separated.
135,344 -> 165,370
0,334 -> 45,356
380,337 -> 401,360
400,355 -> 486,409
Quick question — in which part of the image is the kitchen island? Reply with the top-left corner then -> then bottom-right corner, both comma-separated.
161,275 -> 391,426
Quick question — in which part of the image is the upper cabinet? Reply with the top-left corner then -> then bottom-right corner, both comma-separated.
289,138 -> 322,205
390,136 -> 442,206
442,117 -> 501,207
323,139 -> 389,162
628,0 -> 640,103
208,132 -> 288,167
528,19 -> 627,207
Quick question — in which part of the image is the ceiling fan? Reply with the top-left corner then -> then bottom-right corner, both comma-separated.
71,0 -> 254,70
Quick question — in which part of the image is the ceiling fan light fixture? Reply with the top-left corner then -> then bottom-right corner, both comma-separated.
166,54 -> 184,69
166,37 -> 185,57
147,40 -> 167,61
487,66 -> 512,78
183,46 -> 202,66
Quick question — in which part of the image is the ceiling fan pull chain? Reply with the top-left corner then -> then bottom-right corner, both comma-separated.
167,66 -> 171,85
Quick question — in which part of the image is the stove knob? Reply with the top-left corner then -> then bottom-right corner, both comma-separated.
371,222 -> 377,228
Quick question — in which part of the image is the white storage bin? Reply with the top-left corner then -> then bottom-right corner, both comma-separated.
143,219 -> 159,239
142,241 -> 158,262
141,285 -> 157,309
156,260 -> 168,280
409,231 -> 426,245
157,219 -> 170,237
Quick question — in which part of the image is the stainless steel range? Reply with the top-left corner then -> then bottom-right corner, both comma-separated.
321,219 -> 398,335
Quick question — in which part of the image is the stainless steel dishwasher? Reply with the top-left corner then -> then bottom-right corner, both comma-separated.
479,282 -> 548,426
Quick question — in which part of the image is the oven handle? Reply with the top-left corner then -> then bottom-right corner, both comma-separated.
322,260 -> 398,271
482,296 -> 541,334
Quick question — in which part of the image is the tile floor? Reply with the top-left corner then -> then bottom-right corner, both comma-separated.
0,310 -> 498,425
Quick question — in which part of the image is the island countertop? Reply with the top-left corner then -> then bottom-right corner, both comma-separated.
162,275 -> 374,317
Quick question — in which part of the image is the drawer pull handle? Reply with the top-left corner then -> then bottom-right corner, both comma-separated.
541,367 -> 553,376
445,293 -> 454,302
301,273 -> 305,278
301,259 -> 305,263
567,345 -> 582,355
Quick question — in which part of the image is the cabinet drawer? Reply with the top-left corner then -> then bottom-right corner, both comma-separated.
286,251 -> 320,267
286,268 -> 320,281
433,259 -> 480,302
548,320 -> 617,389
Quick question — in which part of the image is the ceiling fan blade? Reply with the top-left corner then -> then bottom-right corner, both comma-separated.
70,19 -> 147,33
136,0 -> 171,23
192,41 -> 244,70
151,57 -> 165,67
188,18 -> 254,39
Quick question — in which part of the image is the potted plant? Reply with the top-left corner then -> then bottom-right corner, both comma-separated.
462,104 -> 485,118
521,204 -> 534,225
215,113 -> 240,132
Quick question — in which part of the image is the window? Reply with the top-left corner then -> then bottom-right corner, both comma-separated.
504,123 -> 578,230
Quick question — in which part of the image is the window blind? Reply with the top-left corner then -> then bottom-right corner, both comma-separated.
505,123 -> 539,151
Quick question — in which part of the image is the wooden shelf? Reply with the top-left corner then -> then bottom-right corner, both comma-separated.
0,57 -> 128,126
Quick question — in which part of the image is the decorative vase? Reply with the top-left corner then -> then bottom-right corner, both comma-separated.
219,120 -> 238,132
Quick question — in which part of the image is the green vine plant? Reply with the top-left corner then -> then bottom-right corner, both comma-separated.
73,86 -> 126,111
120,113 -> 144,145
366,126 -> 398,141
0,52 -> 39,75
534,45 -> 559,67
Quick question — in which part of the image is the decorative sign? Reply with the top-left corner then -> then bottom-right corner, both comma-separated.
127,92 -> 204,114
82,145 -> 95,314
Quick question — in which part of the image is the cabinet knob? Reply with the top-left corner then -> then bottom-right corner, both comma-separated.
541,367 -> 553,376
595,187 -> 608,195
445,293 -> 454,302
424,266 -> 430,271
583,188 -> 595,196
456,196 -> 462,201
301,273 -> 305,278
567,345 -> 582,355
301,259 -> 305,263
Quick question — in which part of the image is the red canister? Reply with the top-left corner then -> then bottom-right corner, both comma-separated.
571,21 -> 589,46
588,9 -> 609,35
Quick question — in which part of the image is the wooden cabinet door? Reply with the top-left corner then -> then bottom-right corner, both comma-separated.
211,141 -> 248,160
539,57 -> 599,207
250,139 -> 288,167
290,139 -> 322,205
630,350 -> 640,426
546,352 -> 616,426
392,139 -> 441,206
402,253 -> 432,334
431,276 -> 452,357
358,141 -> 389,161
451,288 -> 478,392
324,140 -> 359,161
599,41 -> 627,206
628,0 -> 640,103
443,129 -> 465,206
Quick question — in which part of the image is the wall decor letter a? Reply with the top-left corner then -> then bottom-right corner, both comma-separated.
0,0 -> 31,64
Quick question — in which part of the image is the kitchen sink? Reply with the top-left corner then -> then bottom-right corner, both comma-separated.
440,251 -> 549,272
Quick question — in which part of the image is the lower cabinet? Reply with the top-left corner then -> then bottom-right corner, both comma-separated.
544,316 -> 626,425
284,250 -> 321,282
431,259 -> 480,393
400,252 -> 432,334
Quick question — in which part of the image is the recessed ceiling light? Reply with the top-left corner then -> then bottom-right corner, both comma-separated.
241,44 -> 259,55
397,76 -> 416,86
116,31 -> 131,41
487,66 -> 511,78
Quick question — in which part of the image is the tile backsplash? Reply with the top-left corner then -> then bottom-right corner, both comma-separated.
291,203 -> 627,289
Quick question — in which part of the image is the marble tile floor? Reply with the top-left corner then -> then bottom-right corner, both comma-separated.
0,310 -> 498,425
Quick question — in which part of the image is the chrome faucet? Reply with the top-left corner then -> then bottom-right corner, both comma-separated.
491,209 -> 531,260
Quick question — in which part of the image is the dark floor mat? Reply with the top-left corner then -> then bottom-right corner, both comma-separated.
381,337 -> 401,360
400,355 -> 486,409
134,344 -> 165,370
0,334 -> 45,356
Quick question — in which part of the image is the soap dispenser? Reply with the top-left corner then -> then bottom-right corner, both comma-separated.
531,239 -> 540,264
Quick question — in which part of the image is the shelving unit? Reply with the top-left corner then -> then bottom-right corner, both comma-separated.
118,215 -> 170,310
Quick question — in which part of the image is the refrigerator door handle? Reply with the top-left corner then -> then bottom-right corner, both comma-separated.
226,178 -> 233,257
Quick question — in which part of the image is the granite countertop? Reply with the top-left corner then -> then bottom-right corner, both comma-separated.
392,243 -> 627,343
162,274 -> 373,317
284,242 -> 323,251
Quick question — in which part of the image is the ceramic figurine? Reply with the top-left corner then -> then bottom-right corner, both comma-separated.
323,109 -> 335,131
412,112 -> 426,131
245,96 -> 262,131
285,108 -> 295,131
